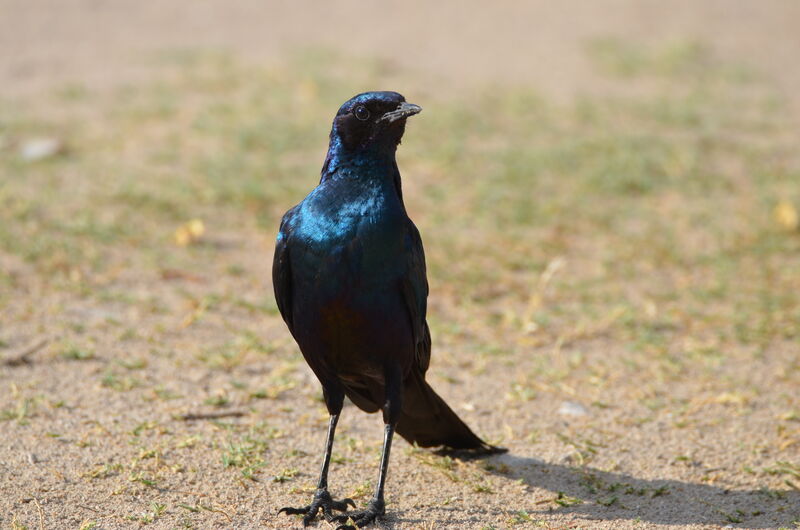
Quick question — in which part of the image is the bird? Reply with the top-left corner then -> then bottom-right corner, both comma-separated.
273,91 -> 504,528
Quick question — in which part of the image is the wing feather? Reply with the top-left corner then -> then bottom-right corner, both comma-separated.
401,219 -> 431,373
272,207 -> 298,332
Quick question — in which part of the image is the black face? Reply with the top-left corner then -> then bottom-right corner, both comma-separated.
332,91 -> 422,153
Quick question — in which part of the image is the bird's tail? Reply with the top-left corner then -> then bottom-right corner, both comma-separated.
395,370 -> 506,455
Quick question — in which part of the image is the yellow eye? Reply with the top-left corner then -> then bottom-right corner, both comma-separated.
354,105 -> 370,121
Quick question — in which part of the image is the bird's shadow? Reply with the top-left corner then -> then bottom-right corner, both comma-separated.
279,451 -> 798,529
468,453 -> 800,528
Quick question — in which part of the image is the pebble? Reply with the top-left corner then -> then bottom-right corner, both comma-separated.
19,138 -> 64,161
558,401 -> 588,417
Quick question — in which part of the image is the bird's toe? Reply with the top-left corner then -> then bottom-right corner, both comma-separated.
335,512 -> 377,530
332,500 -> 384,528
302,509 -> 320,526
333,498 -> 356,511
278,505 -> 310,515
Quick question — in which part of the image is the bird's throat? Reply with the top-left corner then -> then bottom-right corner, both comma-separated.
321,144 -> 398,184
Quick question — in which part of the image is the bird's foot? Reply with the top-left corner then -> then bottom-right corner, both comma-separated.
278,488 -> 355,526
332,497 -> 385,529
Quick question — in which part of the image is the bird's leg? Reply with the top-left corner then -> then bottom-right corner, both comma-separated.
279,389 -> 354,525
334,369 -> 401,529
333,422 -> 395,529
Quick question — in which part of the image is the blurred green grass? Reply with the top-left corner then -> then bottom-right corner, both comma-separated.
1,42 -> 798,391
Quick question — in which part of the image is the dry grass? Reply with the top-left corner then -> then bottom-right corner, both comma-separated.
1,42 -> 799,529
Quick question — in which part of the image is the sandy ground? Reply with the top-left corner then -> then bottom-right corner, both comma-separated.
2,2 -> 800,530
3,0 -> 800,115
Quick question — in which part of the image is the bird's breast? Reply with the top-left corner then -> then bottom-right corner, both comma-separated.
291,181 -> 406,296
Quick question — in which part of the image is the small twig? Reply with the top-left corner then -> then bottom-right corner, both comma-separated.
200,503 -> 232,522
179,411 -> 246,421
2,338 -> 49,367
33,497 -> 45,530
165,489 -> 209,497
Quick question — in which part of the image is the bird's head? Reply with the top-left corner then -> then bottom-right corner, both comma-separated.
329,91 -> 422,155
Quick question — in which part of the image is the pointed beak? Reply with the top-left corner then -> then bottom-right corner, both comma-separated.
380,102 -> 422,123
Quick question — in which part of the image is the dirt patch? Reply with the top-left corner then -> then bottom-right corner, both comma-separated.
3,0 -> 800,117
2,3 -> 800,530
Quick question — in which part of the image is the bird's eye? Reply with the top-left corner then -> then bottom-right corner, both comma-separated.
354,105 -> 370,121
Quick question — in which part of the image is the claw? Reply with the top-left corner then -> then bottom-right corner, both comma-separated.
339,498 -> 357,510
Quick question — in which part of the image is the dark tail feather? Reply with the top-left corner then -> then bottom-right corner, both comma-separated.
395,370 -> 506,455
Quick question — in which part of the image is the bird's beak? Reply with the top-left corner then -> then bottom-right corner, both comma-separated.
380,102 -> 422,123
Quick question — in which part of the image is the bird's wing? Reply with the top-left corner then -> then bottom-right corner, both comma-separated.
272,206 -> 298,333
401,218 -> 431,373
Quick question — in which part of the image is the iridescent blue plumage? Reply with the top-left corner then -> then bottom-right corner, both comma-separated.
273,92 -> 502,528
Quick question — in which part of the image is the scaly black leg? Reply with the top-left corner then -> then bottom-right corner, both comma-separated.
334,366 -> 401,528
279,393 -> 355,525
333,423 -> 394,529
